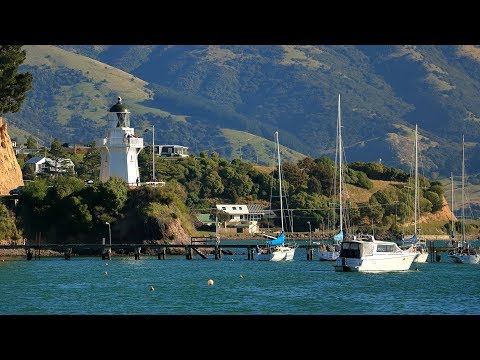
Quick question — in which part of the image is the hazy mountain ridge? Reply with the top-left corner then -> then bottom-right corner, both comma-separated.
6,45 -> 480,180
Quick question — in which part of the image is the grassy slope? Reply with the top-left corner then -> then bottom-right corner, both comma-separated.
221,128 -> 307,165
346,179 -> 457,234
24,45 -> 151,99
345,180 -> 400,204
22,45 -> 179,124
441,178 -> 480,211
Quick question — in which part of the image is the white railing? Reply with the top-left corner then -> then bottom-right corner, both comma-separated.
127,138 -> 143,147
96,137 -> 144,147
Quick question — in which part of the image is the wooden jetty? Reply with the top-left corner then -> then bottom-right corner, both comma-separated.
0,237 -> 458,262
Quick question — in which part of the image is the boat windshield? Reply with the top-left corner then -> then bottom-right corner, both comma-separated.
376,243 -> 402,253
339,242 -> 361,258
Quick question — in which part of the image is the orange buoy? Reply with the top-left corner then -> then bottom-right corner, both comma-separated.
207,279 -> 214,286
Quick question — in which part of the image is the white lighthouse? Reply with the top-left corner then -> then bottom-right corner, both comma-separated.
98,97 -> 144,186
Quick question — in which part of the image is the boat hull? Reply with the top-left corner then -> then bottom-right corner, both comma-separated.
256,246 -> 296,261
334,253 -> 417,272
401,244 -> 429,263
448,253 -> 480,264
318,250 -> 340,261
414,251 -> 429,263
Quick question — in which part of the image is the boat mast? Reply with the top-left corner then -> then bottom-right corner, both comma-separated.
275,131 -> 284,233
414,124 -> 418,236
338,94 -> 343,235
451,172 -> 455,239
461,135 -> 465,247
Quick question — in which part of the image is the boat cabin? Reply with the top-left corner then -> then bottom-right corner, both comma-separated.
339,236 -> 403,259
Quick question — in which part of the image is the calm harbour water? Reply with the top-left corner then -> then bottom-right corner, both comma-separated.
1,248 -> 479,315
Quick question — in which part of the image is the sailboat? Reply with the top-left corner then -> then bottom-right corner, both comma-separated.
256,131 -> 297,261
319,94 -> 344,261
401,124 -> 429,263
448,135 -> 480,264
449,172 -> 456,247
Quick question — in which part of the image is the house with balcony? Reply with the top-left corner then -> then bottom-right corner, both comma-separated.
23,156 -> 75,176
215,203 -> 273,235
155,144 -> 189,158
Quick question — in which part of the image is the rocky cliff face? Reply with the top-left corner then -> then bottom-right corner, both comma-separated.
0,117 -> 24,196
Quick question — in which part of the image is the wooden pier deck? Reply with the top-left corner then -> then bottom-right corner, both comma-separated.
0,242 -> 315,260
0,239 -> 459,262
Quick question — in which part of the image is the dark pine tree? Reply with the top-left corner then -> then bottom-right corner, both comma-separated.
0,45 -> 33,115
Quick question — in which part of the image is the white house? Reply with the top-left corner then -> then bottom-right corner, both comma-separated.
215,204 -> 269,234
156,144 -> 189,158
23,156 -> 75,175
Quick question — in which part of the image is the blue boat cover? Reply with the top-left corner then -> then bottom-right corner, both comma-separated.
267,232 -> 285,246
333,230 -> 343,242
403,234 -> 418,244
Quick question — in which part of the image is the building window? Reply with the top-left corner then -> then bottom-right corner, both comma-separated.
239,207 -> 242,210
222,206 -> 226,210
232,207 -> 237,210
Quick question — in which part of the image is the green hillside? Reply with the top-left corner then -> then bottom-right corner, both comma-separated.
59,45 -> 480,178
5,46 -> 307,166
6,45 -> 480,184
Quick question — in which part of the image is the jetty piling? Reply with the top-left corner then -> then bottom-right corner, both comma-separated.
185,246 -> 192,260
134,247 -> 141,260
101,247 -> 111,260
157,248 -> 166,259
306,246 -> 315,260
248,246 -> 255,260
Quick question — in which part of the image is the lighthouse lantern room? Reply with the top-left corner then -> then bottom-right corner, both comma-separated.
98,97 -> 144,186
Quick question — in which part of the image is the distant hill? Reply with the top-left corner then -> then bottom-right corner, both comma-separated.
5,45 -> 480,183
